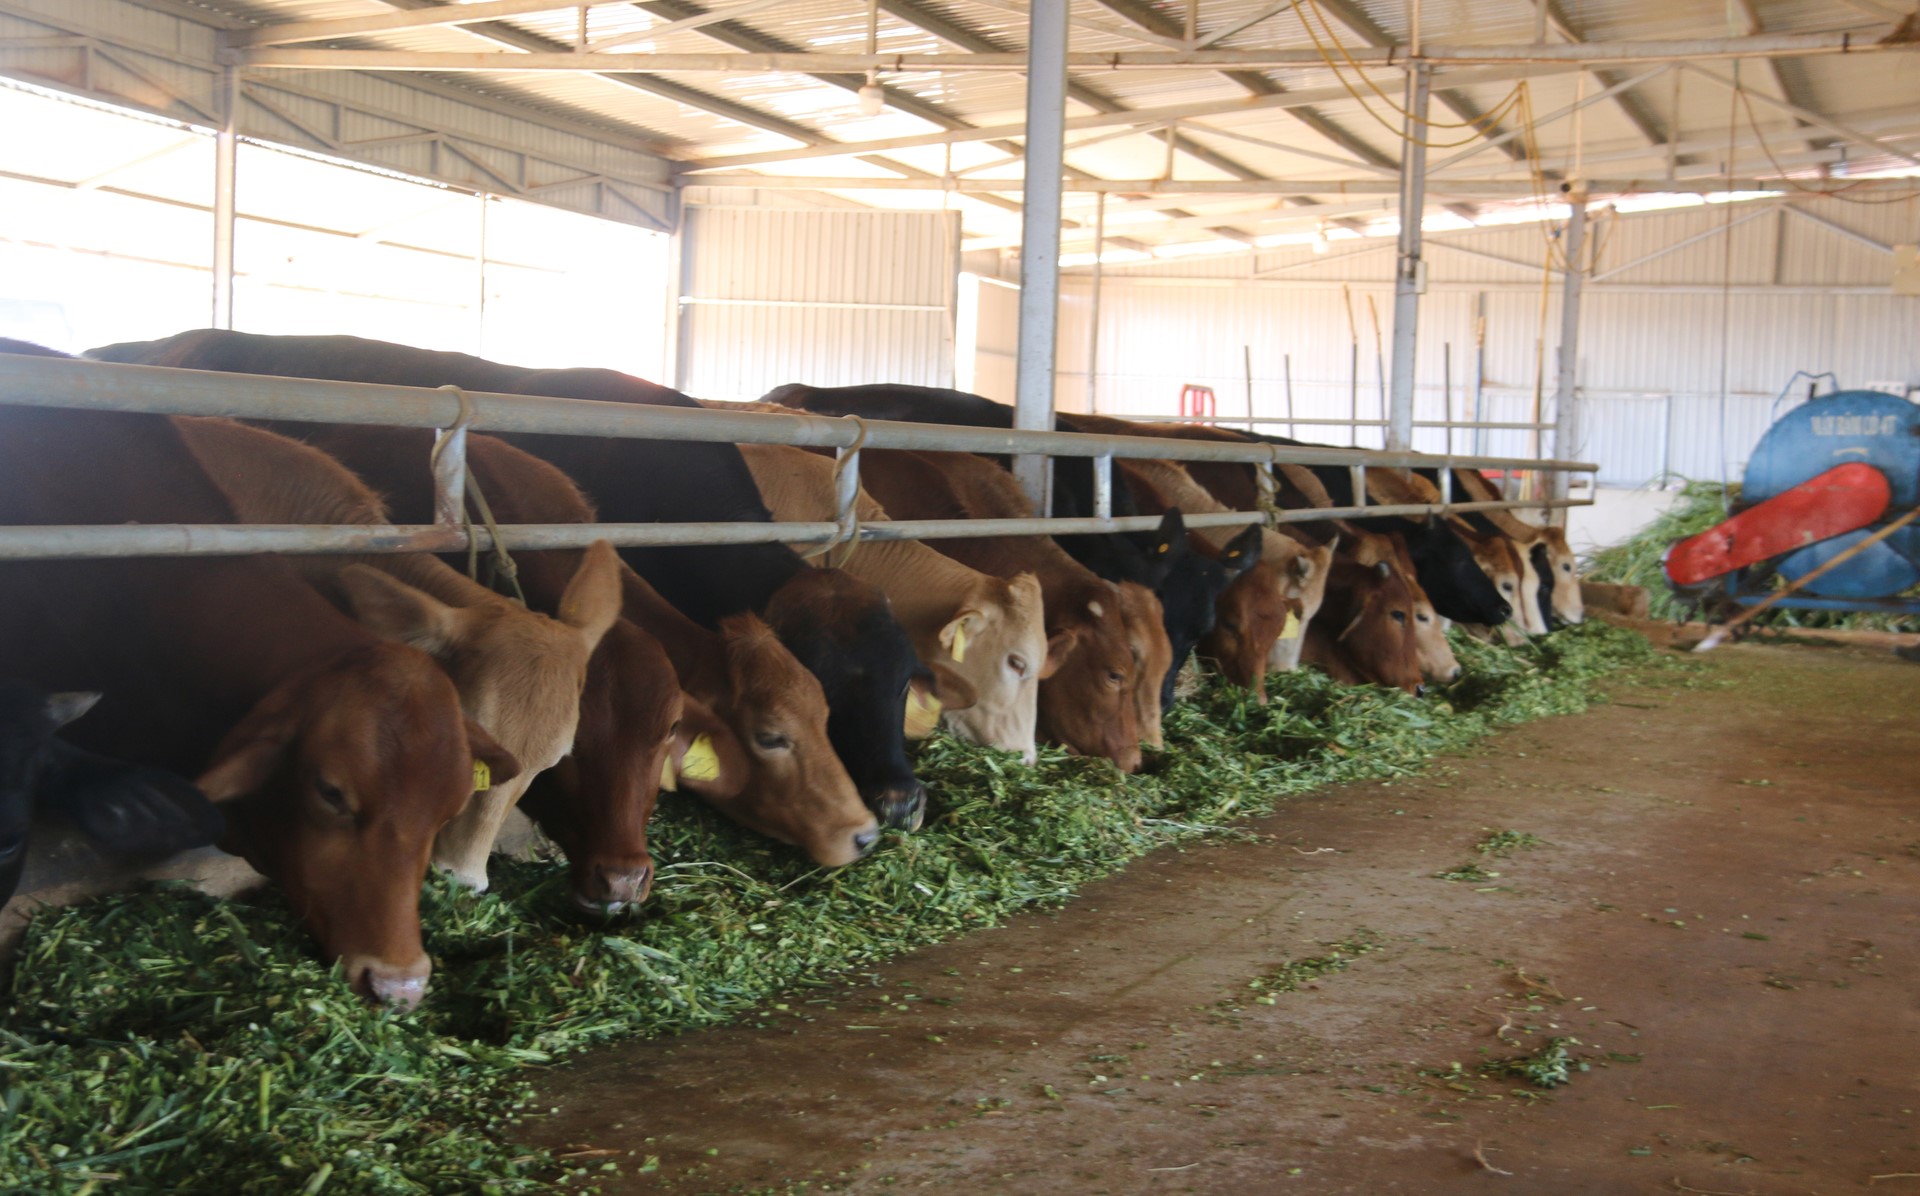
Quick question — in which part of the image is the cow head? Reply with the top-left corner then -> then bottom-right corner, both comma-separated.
1198,528 -> 1288,700
518,618 -> 747,915
336,542 -> 621,898
1267,538 -> 1336,674
0,685 -> 91,903
761,568 -> 929,833
1037,578 -> 1142,773
1114,582 -> 1172,750
0,683 -> 221,907
696,612 -> 879,867
1325,558 -> 1425,695
1403,516 -> 1512,626
196,642 -> 519,1009
1456,526 -> 1528,635
927,572 -> 1047,765
1537,527 -> 1585,626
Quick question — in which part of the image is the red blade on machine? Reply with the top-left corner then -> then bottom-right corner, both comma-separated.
1663,462 -> 1892,587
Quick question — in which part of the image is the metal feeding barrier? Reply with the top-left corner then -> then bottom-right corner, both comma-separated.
0,352 -> 1598,560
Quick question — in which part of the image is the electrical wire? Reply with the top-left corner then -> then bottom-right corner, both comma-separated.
1733,85 -> 1920,205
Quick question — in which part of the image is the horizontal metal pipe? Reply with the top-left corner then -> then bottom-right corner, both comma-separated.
0,353 -> 1599,474
0,499 -> 1591,560
1118,414 -> 1555,430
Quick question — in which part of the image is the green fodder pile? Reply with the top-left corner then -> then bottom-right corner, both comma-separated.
0,621 -> 1667,1194
1584,481 -> 1920,630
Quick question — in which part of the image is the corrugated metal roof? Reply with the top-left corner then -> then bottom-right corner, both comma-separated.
12,0 -> 1917,249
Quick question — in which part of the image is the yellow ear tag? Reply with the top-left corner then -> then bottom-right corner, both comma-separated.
904,687 -> 943,738
679,733 -> 722,783
1279,611 -> 1302,640
1156,542 -> 1169,553
949,623 -> 969,663
659,753 -> 678,793
472,760 -> 492,792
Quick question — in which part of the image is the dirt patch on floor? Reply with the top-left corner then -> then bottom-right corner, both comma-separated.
526,641 -> 1920,1195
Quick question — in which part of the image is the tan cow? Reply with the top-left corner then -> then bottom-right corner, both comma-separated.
860,449 -> 1153,772
171,417 -> 624,893
738,443 -> 1047,762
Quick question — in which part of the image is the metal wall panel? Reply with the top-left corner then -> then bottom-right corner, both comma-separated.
680,207 -> 961,401
1070,197 -> 1917,486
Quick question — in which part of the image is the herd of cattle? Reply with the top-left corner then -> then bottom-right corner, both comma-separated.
0,330 -> 1582,1008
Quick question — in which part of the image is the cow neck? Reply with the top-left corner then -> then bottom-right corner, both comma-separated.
0,409 -> 373,773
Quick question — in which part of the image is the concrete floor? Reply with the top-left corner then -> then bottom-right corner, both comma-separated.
527,638 -> 1920,1196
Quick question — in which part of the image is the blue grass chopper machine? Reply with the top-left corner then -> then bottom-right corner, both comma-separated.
1663,379 -> 1920,634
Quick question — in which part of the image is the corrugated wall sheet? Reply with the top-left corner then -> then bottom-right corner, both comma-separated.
679,207 -> 961,402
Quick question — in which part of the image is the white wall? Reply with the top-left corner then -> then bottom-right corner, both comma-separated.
676,206 -> 961,402
1051,198 -> 1920,483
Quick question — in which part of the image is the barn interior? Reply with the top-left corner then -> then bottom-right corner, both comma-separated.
0,0 -> 1916,1191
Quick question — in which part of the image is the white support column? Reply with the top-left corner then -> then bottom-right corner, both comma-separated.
1386,64 -> 1430,452
1084,191 -> 1105,414
1013,0 -> 1069,515
1549,193 -> 1588,519
211,64 -> 238,329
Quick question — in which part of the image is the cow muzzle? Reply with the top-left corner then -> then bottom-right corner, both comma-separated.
344,954 -> 431,1010
869,783 -> 926,832
574,861 -> 653,915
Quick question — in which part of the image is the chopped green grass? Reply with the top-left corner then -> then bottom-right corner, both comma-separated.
1248,930 -> 1384,995
1476,830 -> 1543,855
0,621 -> 1668,1193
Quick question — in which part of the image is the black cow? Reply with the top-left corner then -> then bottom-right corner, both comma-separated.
765,383 -> 1227,700
0,680 -> 223,905
86,331 -> 931,830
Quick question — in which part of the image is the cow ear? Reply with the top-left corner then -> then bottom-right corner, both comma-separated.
556,540 -> 623,653
937,609 -> 986,665
339,566 -> 460,655
1040,626 -> 1082,680
45,742 -> 223,853
1374,559 -> 1393,580
670,694 -> 749,800
1324,532 -> 1342,558
197,685 -> 304,802
1219,525 -> 1263,576
44,691 -> 101,730
1153,508 -> 1187,555
1290,552 -> 1318,584
464,718 -> 522,790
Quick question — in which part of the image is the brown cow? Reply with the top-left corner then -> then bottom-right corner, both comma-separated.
0,405 -> 514,1006
738,444 -> 1046,761
1300,538 -> 1425,695
170,417 -> 625,897
459,436 -> 880,867
859,449 -> 1151,771
185,417 -> 740,911
1117,459 -> 1333,700
1358,533 -> 1461,684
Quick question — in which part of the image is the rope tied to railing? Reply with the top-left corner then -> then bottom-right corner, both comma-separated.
1257,445 -> 1287,530
429,385 -> 527,606
801,414 -> 870,569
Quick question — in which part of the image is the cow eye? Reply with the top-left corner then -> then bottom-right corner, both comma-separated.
1106,670 -> 1126,687
1501,582 -> 1515,593
754,731 -> 792,752
1562,563 -> 1573,572
1416,612 -> 1432,623
314,779 -> 348,812
1391,610 -> 1407,624
1007,653 -> 1029,678
0,831 -> 24,860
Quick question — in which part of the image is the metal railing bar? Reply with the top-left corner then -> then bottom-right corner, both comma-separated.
0,498 -> 1594,561
0,354 -> 1599,476
1118,414 -> 1556,430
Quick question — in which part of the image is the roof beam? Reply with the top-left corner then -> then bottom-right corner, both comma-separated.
232,0 -> 659,48
678,175 -> 1920,198
1682,63 -> 1920,169
1531,0 -> 1675,151
230,32 -> 1914,72
1731,0 -> 1823,154
679,65 -> 1581,170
